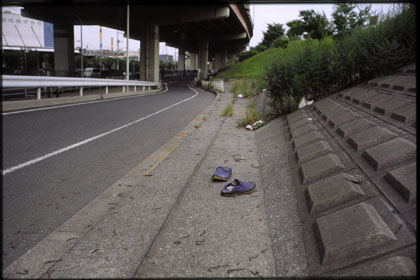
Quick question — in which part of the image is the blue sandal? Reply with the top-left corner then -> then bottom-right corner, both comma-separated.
212,166 -> 232,181
221,179 -> 256,196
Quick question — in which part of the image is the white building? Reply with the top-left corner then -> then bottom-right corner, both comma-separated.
2,9 -> 54,52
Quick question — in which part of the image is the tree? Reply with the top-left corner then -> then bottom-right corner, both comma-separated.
272,37 -> 289,49
286,10 -> 332,40
332,3 -> 373,39
286,19 -> 305,40
261,23 -> 286,48
298,10 -> 333,40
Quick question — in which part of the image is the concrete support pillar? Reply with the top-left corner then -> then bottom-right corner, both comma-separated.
53,22 -> 75,77
140,23 -> 160,82
177,47 -> 185,71
221,49 -> 227,68
214,51 -> 227,72
189,53 -> 198,70
230,53 -> 237,66
198,42 -> 208,80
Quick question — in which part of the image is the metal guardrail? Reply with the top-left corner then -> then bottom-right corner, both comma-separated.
1,75 -> 161,100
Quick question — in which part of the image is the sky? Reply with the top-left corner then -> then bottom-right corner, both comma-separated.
3,3 -> 395,58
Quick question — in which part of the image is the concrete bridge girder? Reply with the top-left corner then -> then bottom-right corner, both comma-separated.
21,4 -> 252,81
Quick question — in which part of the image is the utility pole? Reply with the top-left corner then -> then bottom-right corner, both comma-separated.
126,4 -> 130,80
117,32 -> 120,70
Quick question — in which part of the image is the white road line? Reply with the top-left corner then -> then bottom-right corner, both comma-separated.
2,84 -> 169,116
2,84 -> 198,176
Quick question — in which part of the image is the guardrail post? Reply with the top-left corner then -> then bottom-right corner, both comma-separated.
143,86 -> 145,91
106,86 -> 109,94
122,86 -> 125,93
148,86 -> 151,91
134,86 -> 137,92
80,87 -> 83,96
37,88 -> 41,100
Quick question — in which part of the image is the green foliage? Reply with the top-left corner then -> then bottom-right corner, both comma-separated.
296,10 -> 333,40
261,23 -> 286,48
230,79 -> 263,98
272,37 -> 289,49
221,104 -> 233,117
237,101 -> 266,128
332,3 -> 373,39
264,4 -> 415,114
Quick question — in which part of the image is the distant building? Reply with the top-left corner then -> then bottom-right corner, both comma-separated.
159,54 -> 173,64
2,10 -> 54,52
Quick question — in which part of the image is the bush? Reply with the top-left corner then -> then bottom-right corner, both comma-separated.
264,4 -> 415,114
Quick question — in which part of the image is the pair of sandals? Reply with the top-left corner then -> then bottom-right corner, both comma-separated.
212,166 -> 256,197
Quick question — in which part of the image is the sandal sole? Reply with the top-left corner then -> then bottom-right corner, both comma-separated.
221,186 -> 256,197
212,175 -> 231,181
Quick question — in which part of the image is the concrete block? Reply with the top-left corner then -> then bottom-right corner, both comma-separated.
306,173 -> 365,214
299,153 -> 345,184
314,202 -> 396,264
336,118 -> 376,138
289,117 -> 313,132
287,110 -> 309,124
361,93 -> 393,109
384,162 -> 417,204
338,87 -> 368,100
330,256 -> 416,277
347,126 -> 398,151
291,123 -> 317,140
390,103 -> 416,123
362,138 -> 416,171
328,111 -> 360,129
295,140 -> 333,164
293,130 -> 324,150
313,99 -> 340,115
373,97 -> 413,115
351,90 -> 378,105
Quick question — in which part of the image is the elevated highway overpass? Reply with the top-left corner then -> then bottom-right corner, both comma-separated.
20,3 -> 253,81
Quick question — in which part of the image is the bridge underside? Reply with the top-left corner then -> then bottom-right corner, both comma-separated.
22,4 -> 253,81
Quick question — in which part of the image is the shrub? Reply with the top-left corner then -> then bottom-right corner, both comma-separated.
264,4 -> 415,115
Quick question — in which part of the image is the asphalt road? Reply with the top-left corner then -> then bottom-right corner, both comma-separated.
2,80 -> 215,269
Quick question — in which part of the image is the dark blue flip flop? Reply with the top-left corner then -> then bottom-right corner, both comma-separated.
212,166 -> 232,181
221,179 -> 256,196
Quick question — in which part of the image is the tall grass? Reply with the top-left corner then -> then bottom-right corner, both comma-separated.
264,4 -> 415,114
230,78 -> 264,98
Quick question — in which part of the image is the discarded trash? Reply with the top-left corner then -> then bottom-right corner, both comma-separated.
249,120 -> 264,130
298,96 -> 307,109
221,179 -> 256,196
344,174 -> 362,184
246,125 -> 253,130
238,94 -> 243,98
298,96 -> 314,108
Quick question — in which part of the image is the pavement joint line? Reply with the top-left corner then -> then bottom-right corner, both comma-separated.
2,84 -> 197,176
3,81 -> 219,278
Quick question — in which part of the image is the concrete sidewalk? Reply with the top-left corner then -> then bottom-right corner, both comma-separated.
4,81 -> 305,278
